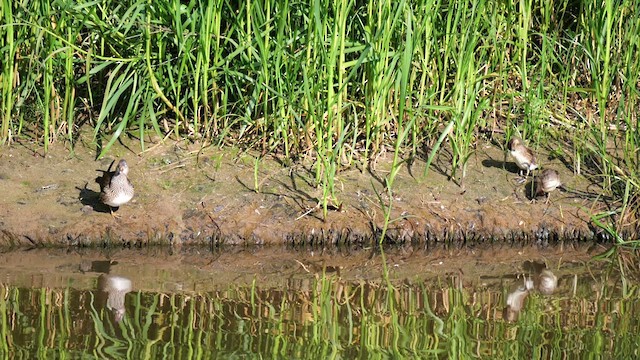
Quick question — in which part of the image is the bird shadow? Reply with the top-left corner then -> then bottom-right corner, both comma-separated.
77,182 -> 117,214
481,158 -> 521,175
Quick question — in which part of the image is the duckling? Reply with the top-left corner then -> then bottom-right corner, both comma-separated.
507,137 -> 538,179
535,168 -> 561,203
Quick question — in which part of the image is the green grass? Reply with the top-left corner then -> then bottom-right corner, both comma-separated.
1,0 -> 639,228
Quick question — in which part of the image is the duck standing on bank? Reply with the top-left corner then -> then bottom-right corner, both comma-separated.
535,168 -> 561,203
96,159 -> 134,218
507,137 -> 538,178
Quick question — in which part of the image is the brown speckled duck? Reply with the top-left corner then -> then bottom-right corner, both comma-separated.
536,168 -> 561,203
507,137 -> 538,178
97,159 -> 134,217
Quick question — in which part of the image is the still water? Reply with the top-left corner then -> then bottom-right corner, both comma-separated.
0,245 -> 637,358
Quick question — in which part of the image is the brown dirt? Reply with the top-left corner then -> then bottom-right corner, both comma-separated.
0,135 -> 627,248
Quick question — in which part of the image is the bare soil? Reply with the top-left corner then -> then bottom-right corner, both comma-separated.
0,134 -> 628,248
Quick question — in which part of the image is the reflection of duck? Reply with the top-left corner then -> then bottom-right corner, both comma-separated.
507,137 -> 537,178
523,260 -> 558,294
537,269 -> 558,295
98,274 -> 133,323
503,279 -> 533,322
80,260 -> 117,273
504,264 -> 559,322
96,159 -> 134,218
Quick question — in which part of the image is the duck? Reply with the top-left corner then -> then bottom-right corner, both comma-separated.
96,159 -> 134,218
507,137 -> 538,178
536,168 -> 561,203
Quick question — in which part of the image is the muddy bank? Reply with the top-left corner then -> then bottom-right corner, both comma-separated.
0,137 -> 630,248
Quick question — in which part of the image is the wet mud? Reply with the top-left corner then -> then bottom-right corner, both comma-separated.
0,136 -> 632,248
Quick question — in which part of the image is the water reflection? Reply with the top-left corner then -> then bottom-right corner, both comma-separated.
504,278 -> 533,322
537,269 -> 558,295
0,247 -> 636,358
80,259 -> 133,323
503,262 -> 559,322
97,274 -> 133,323
79,259 -> 118,273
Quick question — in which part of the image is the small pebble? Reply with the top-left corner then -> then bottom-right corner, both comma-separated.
35,184 -> 59,192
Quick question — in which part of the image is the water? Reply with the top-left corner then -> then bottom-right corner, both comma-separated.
0,245 -> 637,358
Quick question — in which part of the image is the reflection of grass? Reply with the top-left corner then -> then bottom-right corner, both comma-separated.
3,266 -> 640,358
